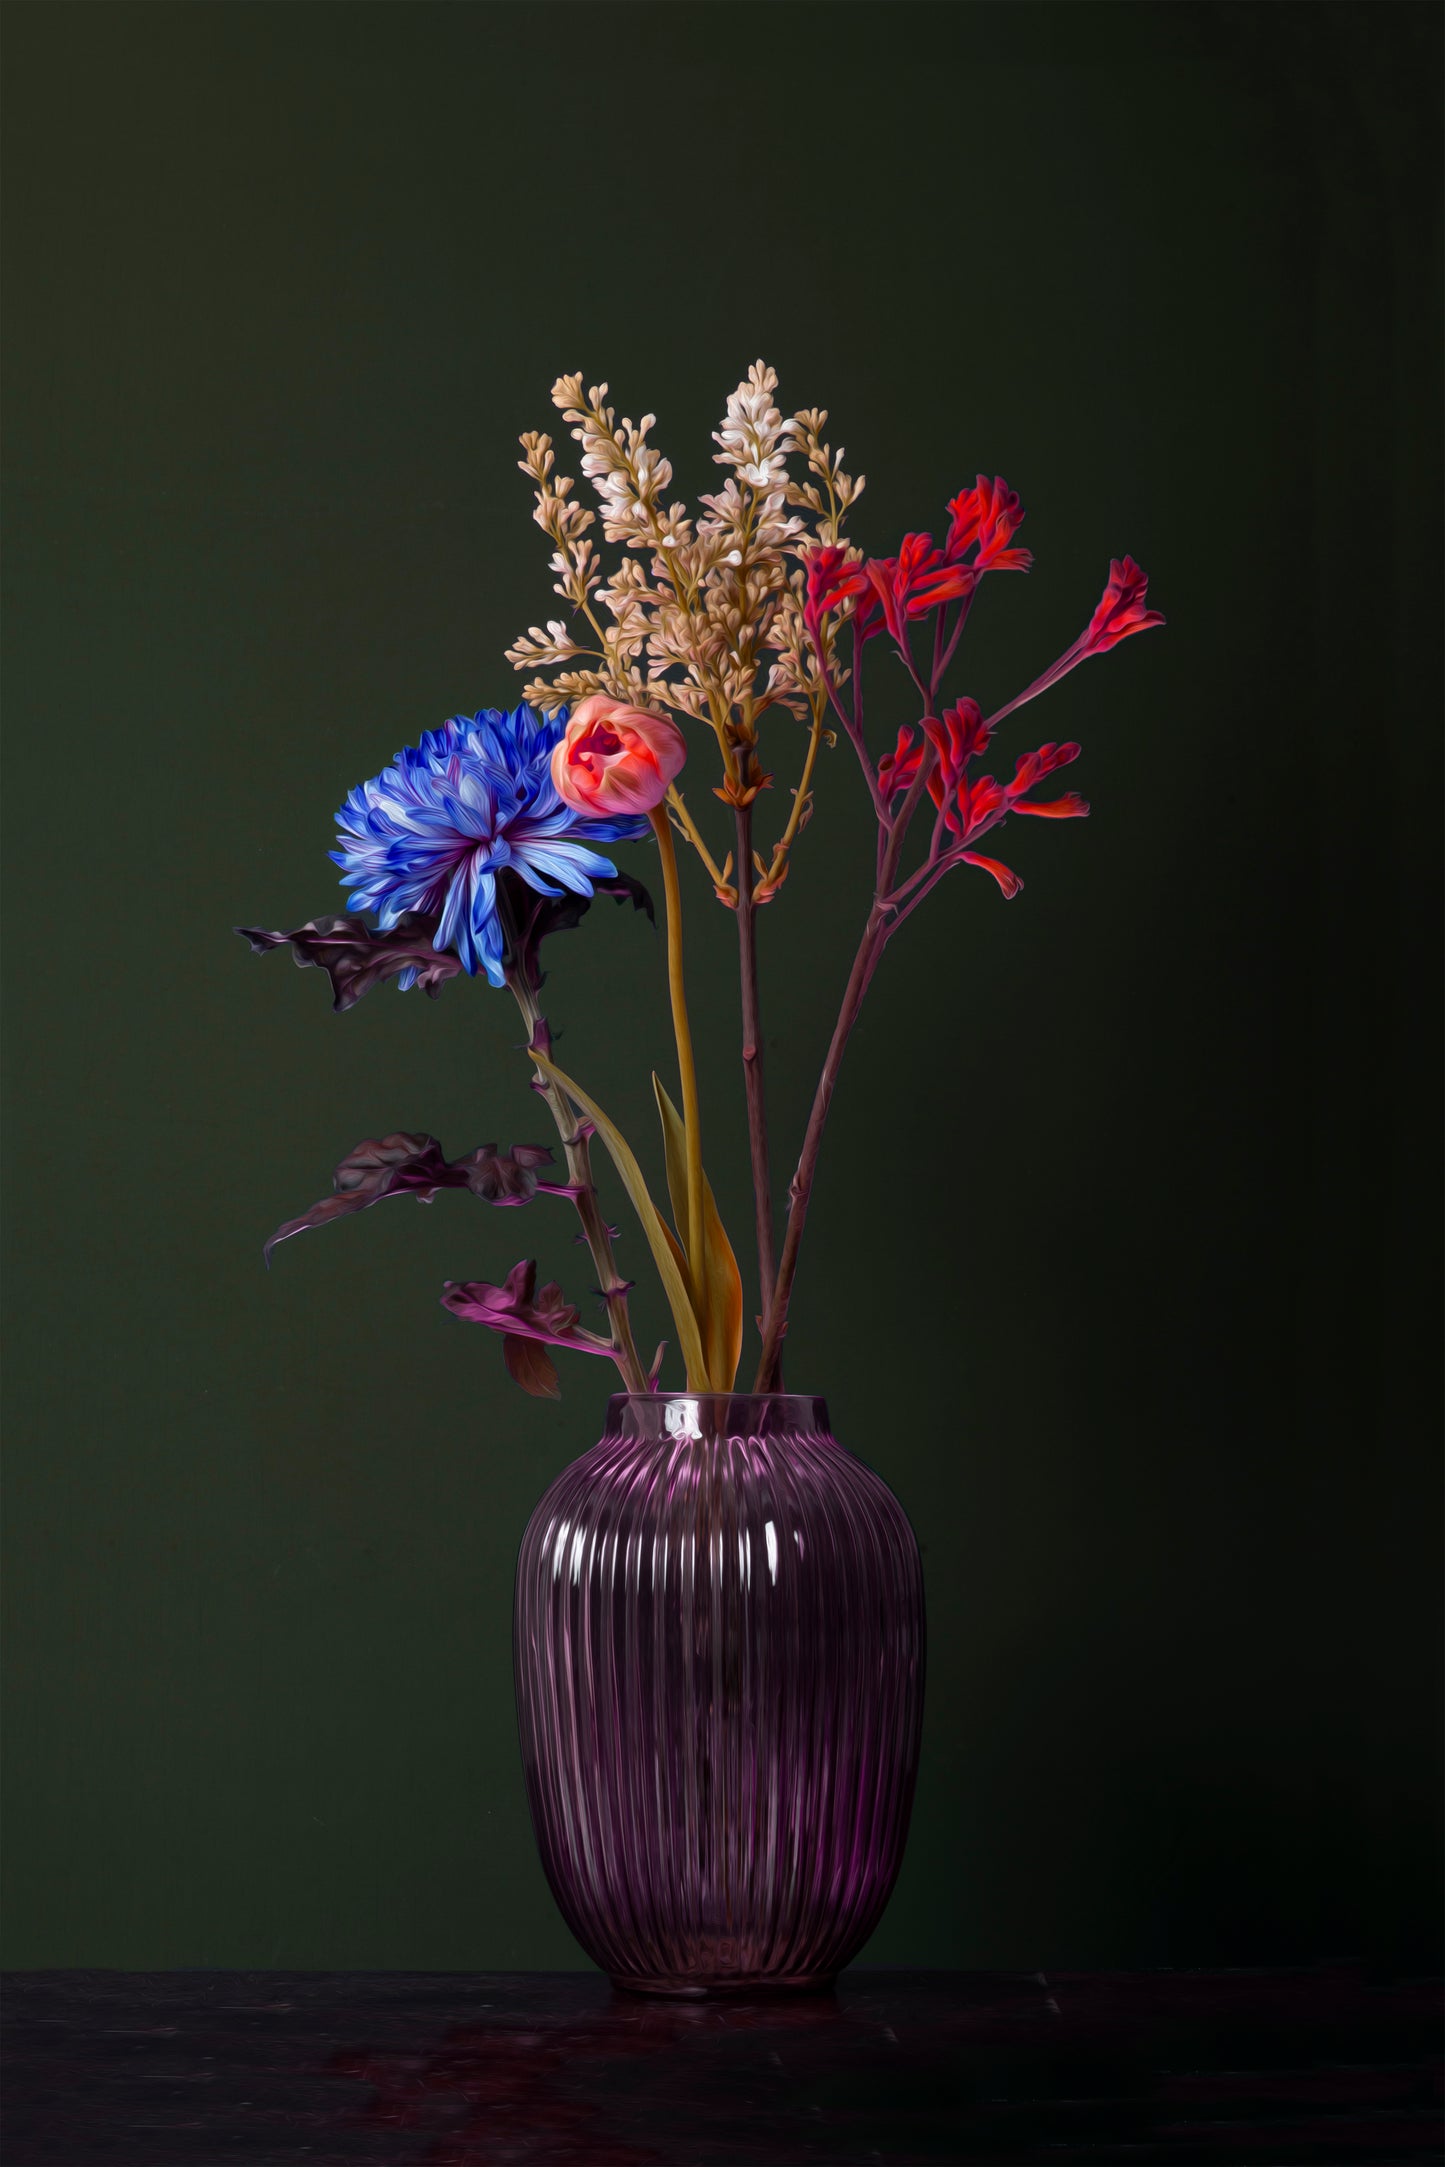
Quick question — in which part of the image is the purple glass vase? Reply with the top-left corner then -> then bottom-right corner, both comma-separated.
513,1393 -> 925,1997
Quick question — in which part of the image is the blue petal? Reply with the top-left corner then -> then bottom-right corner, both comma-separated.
434,858 -> 477,965
510,858 -> 568,899
515,840 -> 618,895
333,700 -> 624,977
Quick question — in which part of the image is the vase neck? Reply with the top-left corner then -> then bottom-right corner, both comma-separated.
601,1393 -> 831,1446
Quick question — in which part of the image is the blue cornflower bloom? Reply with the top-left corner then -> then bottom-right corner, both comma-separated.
331,704 -> 649,988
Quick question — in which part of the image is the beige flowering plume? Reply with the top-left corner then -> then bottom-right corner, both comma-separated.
506,362 -> 865,906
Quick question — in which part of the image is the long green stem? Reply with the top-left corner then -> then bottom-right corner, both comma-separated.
648,802 -> 705,1293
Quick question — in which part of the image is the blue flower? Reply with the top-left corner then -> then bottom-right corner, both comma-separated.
331,704 -> 649,988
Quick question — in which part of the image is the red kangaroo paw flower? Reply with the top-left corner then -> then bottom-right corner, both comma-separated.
1082,556 -> 1165,653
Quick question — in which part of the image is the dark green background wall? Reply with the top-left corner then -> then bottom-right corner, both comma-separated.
4,2 -> 1440,1972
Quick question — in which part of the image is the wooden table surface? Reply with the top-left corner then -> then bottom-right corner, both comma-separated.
3,1965 -> 1441,2165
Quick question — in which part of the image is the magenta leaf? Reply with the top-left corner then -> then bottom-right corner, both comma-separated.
264,1134 -> 561,1264
441,1259 -> 614,1357
236,912 -> 464,1011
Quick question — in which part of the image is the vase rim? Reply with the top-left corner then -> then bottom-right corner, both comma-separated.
608,1391 -> 823,1402
601,1391 -> 832,1440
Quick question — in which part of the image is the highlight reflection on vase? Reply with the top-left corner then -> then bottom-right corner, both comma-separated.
514,1394 -> 926,1996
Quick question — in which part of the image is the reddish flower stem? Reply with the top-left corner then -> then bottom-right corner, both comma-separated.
980,639 -> 1084,734
753,554 -> 1158,1389
885,850 -> 965,931
753,724 -> 937,1392
936,587 -> 976,687
826,621 -> 885,818
930,601 -> 947,686
752,899 -> 892,1391
734,803 -> 779,1337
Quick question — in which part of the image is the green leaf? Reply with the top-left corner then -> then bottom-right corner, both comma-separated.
531,1050 -> 709,1390
653,1073 -> 694,1262
652,1076 -> 743,1392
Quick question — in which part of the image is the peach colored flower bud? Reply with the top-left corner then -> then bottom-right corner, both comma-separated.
550,695 -> 687,819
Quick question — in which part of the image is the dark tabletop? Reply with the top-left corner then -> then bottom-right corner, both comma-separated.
3,1966 -> 1441,2166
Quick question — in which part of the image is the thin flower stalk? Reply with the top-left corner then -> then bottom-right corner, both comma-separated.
648,804 -> 706,1296
508,971 -> 649,1394
734,802 -> 777,1324
666,784 -> 735,902
508,367 -> 867,1330
754,541 -> 1163,1387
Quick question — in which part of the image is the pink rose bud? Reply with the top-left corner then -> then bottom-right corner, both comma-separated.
550,695 -> 687,818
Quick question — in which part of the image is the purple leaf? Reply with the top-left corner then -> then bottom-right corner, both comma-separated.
238,872 -> 653,1015
441,1259 -> 614,1356
236,913 -> 462,1012
264,1135 -> 559,1264
504,867 -> 655,985
455,1141 -> 564,1205
502,1334 -> 562,1400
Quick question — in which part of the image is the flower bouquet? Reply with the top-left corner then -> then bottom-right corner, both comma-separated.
242,362 -> 1162,1994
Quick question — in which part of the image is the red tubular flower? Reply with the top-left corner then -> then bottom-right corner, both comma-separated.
905,560 -> 975,616
1004,741 -> 1083,798
816,504 -> 1011,691
862,558 -> 903,646
864,532 -> 944,644
803,544 -> 872,649
803,507 -> 1156,913
923,699 -> 993,812
1082,556 -> 1165,653
949,772 -> 1007,839
945,481 -> 986,555
945,476 -> 1033,574
851,585 -> 885,643
1005,742 -> 1089,820
877,725 -> 924,802
925,735 -> 1088,905
958,853 -> 1024,899
1010,793 -> 1090,819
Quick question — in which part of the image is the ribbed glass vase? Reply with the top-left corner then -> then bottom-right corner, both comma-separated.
513,1393 -> 926,1997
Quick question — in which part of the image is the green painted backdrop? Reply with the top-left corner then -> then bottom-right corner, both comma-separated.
4,2 -> 1440,1971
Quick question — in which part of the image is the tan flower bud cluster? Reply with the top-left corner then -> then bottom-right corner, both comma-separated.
508,362 -> 865,901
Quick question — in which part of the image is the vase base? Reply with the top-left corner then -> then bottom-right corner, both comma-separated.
608,1971 -> 838,2001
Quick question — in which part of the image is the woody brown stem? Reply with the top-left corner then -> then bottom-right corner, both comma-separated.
509,975 -> 648,1394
